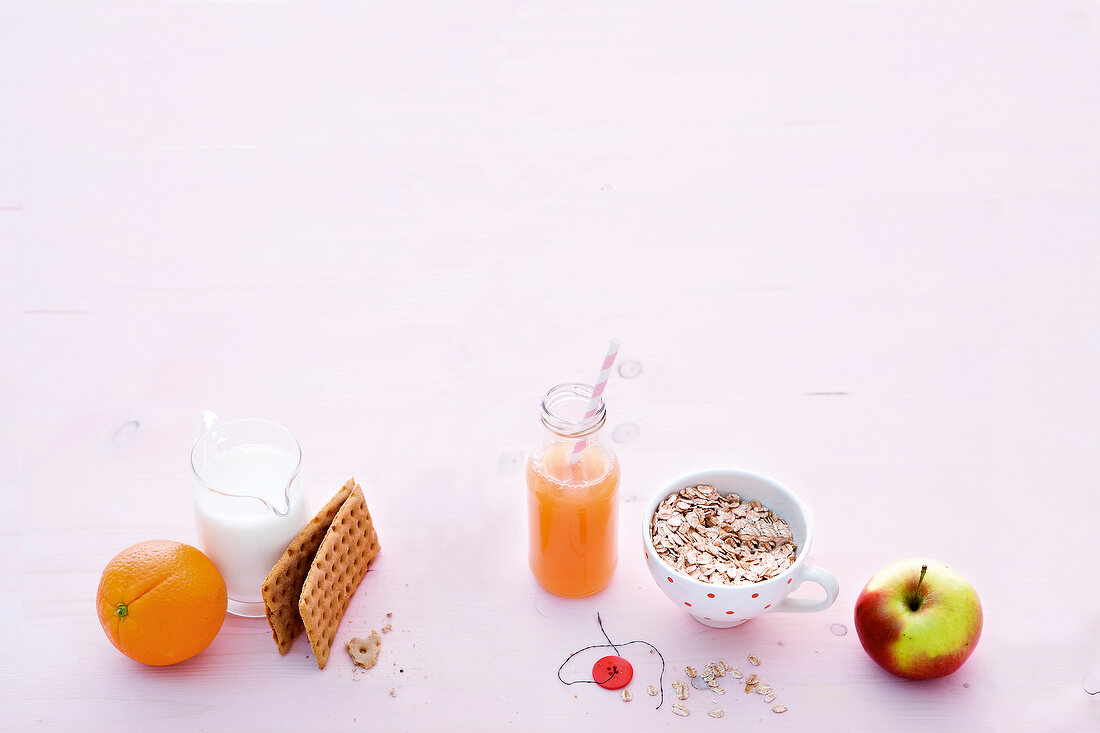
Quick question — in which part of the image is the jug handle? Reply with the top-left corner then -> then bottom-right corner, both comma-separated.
197,410 -> 229,446
198,410 -> 220,435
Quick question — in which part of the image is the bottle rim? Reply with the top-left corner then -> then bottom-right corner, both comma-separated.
540,382 -> 606,438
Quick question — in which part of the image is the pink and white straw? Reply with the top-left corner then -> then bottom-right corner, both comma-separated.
569,338 -> 622,465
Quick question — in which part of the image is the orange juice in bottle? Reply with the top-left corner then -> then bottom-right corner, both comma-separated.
527,383 -> 620,597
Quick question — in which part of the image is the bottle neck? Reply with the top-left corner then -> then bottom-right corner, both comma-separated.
540,382 -> 606,440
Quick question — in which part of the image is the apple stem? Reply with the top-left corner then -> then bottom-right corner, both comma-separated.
905,565 -> 931,612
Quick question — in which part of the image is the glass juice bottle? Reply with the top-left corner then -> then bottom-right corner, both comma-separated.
526,383 -> 621,597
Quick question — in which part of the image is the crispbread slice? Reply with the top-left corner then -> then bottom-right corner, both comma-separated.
299,485 -> 380,669
261,477 -> 357,654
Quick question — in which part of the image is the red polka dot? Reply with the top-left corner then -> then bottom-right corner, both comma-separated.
764,604 -> 771,609
645,551 -> 649,559
684,602 -> 692,607
707,593 -> 715,598
787,578 -> 793,584
752,593 -> 759,598
725,610 -> 735,615
667,577 -> 674,583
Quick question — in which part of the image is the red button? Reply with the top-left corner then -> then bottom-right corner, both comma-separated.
592,655 -> 633,690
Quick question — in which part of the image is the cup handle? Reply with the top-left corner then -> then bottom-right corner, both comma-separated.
773,565 -> 839,614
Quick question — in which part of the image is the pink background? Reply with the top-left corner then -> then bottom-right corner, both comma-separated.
4,1 -> 1099,730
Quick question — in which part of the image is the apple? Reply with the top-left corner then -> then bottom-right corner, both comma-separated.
854,558 -> 982,680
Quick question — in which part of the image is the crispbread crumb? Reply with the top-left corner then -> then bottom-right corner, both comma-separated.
346,633 -> 381,669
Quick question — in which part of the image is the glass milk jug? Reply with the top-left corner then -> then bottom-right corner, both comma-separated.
191,412 -> 310,617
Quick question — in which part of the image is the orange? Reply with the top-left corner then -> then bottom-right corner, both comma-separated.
96,539 -> 227,666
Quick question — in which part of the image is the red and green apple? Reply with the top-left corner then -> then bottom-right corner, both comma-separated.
854,558 -> 982,680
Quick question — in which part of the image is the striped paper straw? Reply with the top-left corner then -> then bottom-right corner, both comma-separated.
569,338 -> 622,465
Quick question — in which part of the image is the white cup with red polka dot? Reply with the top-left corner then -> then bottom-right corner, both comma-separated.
642,469 -> 839,629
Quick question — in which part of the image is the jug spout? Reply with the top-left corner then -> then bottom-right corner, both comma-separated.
269,473 -> 298,518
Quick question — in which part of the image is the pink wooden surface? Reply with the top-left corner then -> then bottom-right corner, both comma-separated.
4,1 -> 1100,731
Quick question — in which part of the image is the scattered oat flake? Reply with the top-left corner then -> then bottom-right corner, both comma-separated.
671,703 -> 690,717
745,674 -> 759,693
707,709 -> 725,719
685,666 -> 698,678
386,611 -> 392,617
756,684 -> 773,696
772,705 -> 788,714
647,684 -> 659,696
621,689 -> 633,702
764,693 -> 776,703
748,654 -> 761,666
381,623 -> 393,634
729,668 -> 744,679
388,689 -> 396,698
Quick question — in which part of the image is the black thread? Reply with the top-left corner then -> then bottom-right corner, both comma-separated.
595,612 -> 620,655
556,613 -> 666,710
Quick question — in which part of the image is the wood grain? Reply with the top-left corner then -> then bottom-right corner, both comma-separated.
4,1 -> 1099,730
